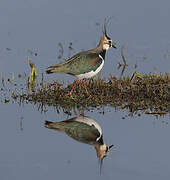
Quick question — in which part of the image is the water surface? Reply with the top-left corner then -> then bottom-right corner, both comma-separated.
1,0 -> 170,179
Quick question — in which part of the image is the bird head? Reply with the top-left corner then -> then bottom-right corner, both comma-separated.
95,144 -> 114,174
95,144 -> 114,160
97,19 -> 117,51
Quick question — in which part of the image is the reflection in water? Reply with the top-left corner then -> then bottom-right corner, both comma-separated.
45,115 -> 113,173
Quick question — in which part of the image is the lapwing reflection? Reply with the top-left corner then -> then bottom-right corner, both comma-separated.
45,115 -> 113,174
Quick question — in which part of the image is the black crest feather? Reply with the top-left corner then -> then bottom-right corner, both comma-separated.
102,17 -> 114,39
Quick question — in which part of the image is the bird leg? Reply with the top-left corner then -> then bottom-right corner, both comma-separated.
69,78 -> 80,96
74,109 -> 79,118
69,79 -> 89,96
82,79 -> 89,95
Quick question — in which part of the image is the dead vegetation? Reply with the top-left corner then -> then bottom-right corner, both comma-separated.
12,72 -> 170,115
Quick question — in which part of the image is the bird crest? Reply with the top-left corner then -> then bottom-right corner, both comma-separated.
97,18 -> 116,50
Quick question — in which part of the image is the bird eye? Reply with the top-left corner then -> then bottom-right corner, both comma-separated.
104,40 -> 112,47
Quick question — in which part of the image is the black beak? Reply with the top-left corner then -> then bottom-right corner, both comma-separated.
112,43 -> 117,49
109,144 -> 114,149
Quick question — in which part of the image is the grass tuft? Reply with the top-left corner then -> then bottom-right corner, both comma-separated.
12,73 -> 170,116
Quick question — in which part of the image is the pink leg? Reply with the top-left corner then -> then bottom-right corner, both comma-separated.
82,80 -> 88,95
74,109 -> 79,118
69,78 -> 80,96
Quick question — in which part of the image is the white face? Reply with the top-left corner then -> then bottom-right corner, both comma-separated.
100,144 -> 109,157
103,43 -> 110,50
103,40 -> 112,50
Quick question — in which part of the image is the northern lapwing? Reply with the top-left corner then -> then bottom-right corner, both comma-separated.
45,115 -> 113,172
46,23 -> 116,96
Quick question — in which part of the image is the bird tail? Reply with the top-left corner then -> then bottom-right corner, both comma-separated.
46,67 -> 54,74
46,62 -> 69,74
45,120 -> 53,127
45,120 -> 67,132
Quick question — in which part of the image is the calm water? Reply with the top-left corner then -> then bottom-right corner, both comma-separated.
0,0 -> 170,179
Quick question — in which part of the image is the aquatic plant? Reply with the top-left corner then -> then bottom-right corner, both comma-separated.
26,57 -> 37,90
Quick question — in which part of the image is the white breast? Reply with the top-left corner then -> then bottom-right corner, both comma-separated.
77,55 -> 104,80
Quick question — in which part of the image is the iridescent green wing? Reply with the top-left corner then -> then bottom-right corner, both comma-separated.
65,121 -> 100,144
65,52 -> 103,75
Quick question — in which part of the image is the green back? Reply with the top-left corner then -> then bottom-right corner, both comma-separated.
50,50 -> 103,75
65,52 -> 103,75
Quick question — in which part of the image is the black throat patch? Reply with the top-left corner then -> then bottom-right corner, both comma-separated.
99,50 -> 106,60
97,135 -> 104,145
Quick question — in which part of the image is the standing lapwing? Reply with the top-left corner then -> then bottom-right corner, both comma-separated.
45,115 -> 113,173
46,23 -> 116,96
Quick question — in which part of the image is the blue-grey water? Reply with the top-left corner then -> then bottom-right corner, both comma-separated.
1,0 -> 170,179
